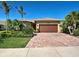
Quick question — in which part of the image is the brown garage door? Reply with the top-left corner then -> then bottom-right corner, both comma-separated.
39,24 -> 58,32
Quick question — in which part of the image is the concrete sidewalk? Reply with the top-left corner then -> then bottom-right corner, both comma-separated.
0,46 -> 79,57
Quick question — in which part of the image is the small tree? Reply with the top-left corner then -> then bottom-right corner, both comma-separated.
12,19 -> 20,30
7,19 -> 12,30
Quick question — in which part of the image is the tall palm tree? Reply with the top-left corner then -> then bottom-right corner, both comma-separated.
1,1 -> 11,32
16,6 -> 26,30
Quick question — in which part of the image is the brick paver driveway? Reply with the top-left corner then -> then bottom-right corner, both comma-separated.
26,33 -> 79,48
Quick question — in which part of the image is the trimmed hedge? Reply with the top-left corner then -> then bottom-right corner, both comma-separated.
73,29 -> 79,36
0,28 -> 34,38
0,31 -> 14,38
62,27 -> 70,34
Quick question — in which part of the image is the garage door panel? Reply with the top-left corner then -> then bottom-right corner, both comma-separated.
39,24 -> 58,32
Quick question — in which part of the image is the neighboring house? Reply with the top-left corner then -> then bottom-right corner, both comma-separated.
0,24 -> 5,30
19,20 -> 36,30
20,18 -> 62,33
0,21 -> 5,30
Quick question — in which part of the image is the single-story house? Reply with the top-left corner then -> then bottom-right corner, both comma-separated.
20,18 -> 62,33
0,18 -> 62,32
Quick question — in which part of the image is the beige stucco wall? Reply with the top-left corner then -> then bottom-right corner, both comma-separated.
58,24 -> 61,33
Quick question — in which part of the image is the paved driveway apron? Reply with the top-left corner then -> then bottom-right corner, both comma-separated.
26,33 -> 79,48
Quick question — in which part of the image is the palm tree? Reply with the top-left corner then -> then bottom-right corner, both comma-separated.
17,6 -> 26,21
1,1 -> 11,32
64,15 -> 72,34
70,11 -> 77,30
16,6 -> 26,30
64,11 -> 78,34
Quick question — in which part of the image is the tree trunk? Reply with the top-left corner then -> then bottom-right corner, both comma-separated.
68,26 -> 73,35
5,13 -> 9,33
6,14 -> 8,33
21,14 -> 24,30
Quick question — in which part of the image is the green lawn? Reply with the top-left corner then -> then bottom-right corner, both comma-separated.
0,37 -> 31,48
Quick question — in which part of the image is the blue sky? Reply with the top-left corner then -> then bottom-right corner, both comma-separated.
0,1 -> 79,21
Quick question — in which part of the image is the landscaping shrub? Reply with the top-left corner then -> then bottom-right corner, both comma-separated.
0,30 -> 24,38
0,31 -> 13,38
0,27 -> 34,38
0,34 -> 3,43
73,29 -> 79,36
13,31 -> 25,37
62,27 -> 69,34
22,27 -> 34,34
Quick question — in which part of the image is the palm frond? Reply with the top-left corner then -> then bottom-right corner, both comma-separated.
1,1 -> 10,15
